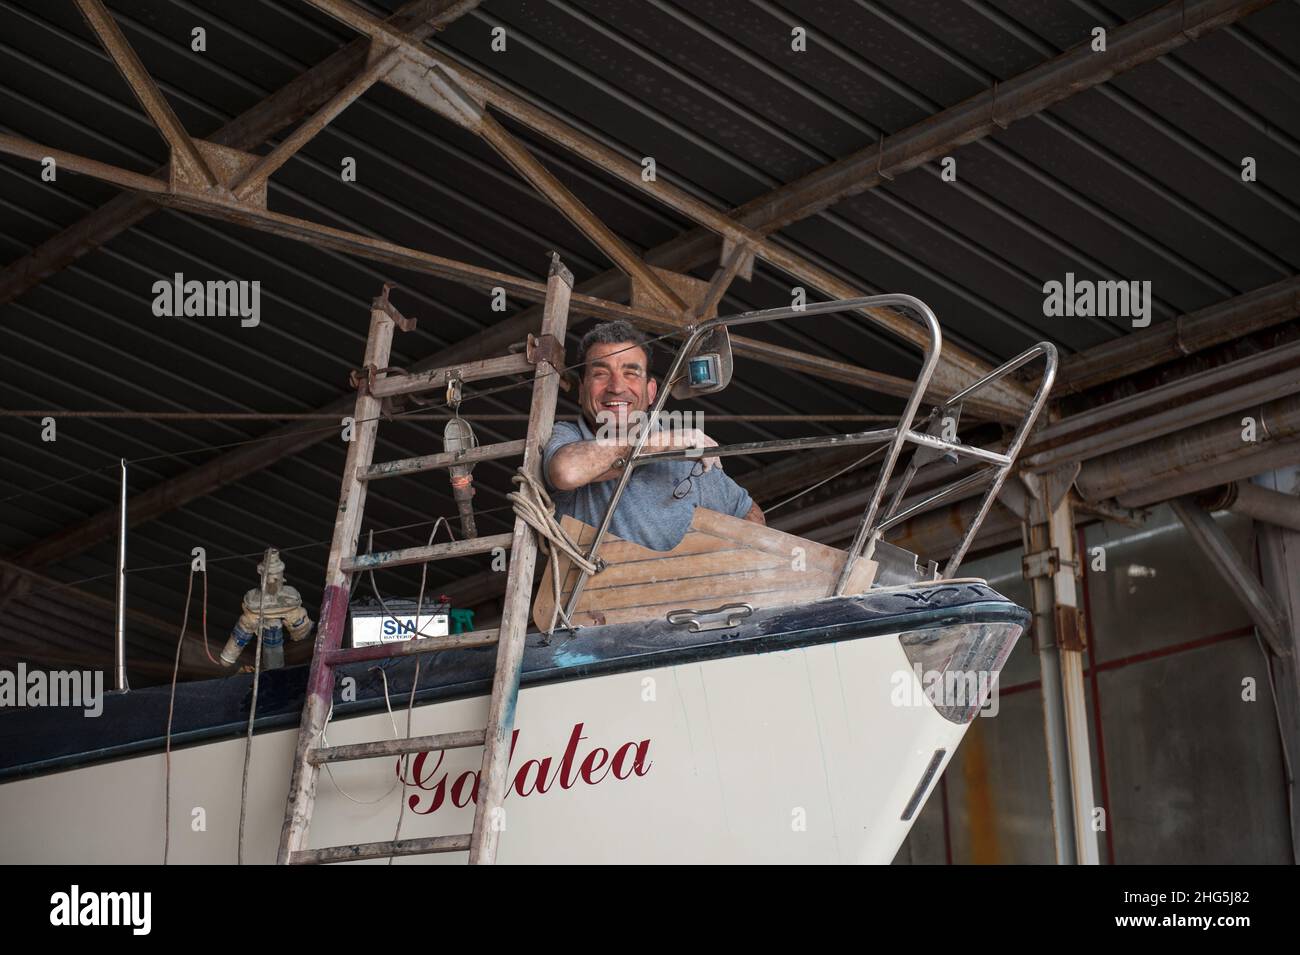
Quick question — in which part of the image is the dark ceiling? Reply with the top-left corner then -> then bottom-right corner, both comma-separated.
0,0 -> 1296,683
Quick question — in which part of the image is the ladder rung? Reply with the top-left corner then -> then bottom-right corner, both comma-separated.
324,628 -> 499,666
309,729 -> 486,765
342,533 -> 512,573
370,353 -> 535,399
290,834 -> 471,865
361,439 -> 526,482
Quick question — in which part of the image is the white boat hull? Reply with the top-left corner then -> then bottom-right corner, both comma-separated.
1,629 -> 976,864
1,584 -> 1026,864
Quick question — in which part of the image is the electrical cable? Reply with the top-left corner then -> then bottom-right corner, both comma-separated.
236,550 -> 270,866
385,518 -> 453,864
200,569 -> 217,665
162,567 -> 197,865
0,336 -> 682,507
318,668 -> 404,806
313,518 -> 456,844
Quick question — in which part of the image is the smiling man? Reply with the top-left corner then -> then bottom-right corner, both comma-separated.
543,321 -> 765,551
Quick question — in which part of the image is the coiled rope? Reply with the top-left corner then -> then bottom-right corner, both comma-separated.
506,468 -> 601,634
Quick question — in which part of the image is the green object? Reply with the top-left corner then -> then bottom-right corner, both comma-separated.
449,608 -> 475,634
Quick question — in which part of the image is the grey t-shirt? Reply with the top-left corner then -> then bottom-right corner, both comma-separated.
542,417 -> 755,552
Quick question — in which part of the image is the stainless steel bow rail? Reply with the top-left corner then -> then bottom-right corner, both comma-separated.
561,294 -> 1058,622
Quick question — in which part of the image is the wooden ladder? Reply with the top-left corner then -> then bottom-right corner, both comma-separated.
277,255 -> 573,865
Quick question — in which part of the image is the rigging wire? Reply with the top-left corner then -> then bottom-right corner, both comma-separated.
0,335 -> 686,507
763,445 -> 890,514
12,504 -> 521,603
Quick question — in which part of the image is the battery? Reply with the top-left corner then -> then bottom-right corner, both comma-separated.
349,596 -> 451,647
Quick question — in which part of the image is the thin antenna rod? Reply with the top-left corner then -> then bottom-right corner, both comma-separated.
114,457 -> 129,692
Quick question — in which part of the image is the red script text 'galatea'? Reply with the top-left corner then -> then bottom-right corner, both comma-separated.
396,721 -> 652,814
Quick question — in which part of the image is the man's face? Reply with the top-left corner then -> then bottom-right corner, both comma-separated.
580,340 -> 657,437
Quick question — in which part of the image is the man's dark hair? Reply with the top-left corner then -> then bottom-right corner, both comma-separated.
577,321 -> 654,377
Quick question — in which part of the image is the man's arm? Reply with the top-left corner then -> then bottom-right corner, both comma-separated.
547,428 -> 720,491
547,439 -> 627,490
743,501 -> 766,525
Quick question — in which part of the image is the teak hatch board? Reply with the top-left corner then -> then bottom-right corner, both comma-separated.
532,508 -> 878,629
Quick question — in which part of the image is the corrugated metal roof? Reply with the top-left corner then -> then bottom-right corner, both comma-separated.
1,0 -> 1297,682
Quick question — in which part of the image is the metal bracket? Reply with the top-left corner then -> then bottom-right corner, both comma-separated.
526,333 -> 564,369
1056,605 -> 1087,652
912,402 -> 964,467
383,57 -> 486,131
1024,462 -> 1080,523
1073,495 -> 1147,528
720,237 -> 756,282
349,364 -> 409,399
446,372 -> 463,410
348,364 -> 377,394
1022,547 -> 1060,580
170,140 -> 267,207
372,283 -> 418,332
667,603 -> 753,633
999,475 -> 1030,521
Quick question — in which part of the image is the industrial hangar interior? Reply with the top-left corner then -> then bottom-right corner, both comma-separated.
0,0 -> 1297,869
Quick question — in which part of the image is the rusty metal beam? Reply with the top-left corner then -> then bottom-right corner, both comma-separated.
476,111 -> 689,314
1026,337 -> 1300,470
158,185 -> 678,323
0,556 -> 184,643
1055,275 -> 1300,395
232,46 -> 404,200
300,0 -> 1027,411
455,244 -> 1012,409
0,0 -> 479,306
729,0 -> 1276,230
414,61 -> 689,315
0,129 -> 689,326
696,243 -> 752,319
0,129 -> 935,403
7,0 -> 1268,413
311,0 -> 1280,415
73,0 -> 218,188
303,0 -> 767,252
1,0 -> 1271,584
0,133 -> 169,195
0,134 -> 939,412
0,634 -> 178,680
369,0 -> 1272,412
1076,392 -> 1300,506
1171,497 -> 1290,655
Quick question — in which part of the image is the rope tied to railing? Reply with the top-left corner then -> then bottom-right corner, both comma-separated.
507,467 -> 600,634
